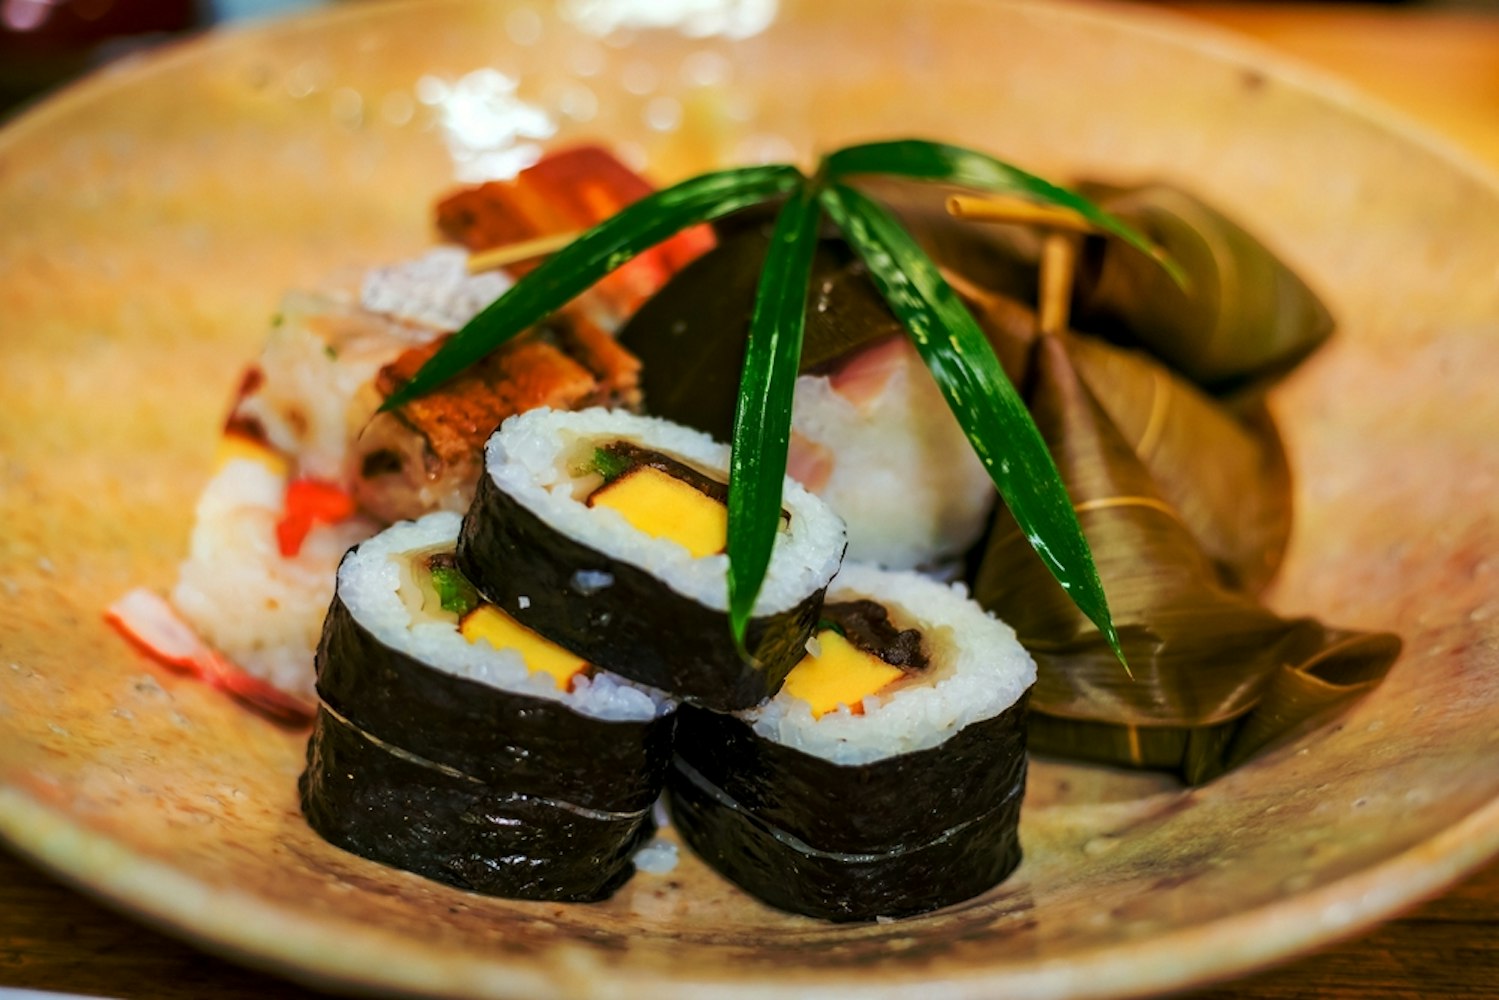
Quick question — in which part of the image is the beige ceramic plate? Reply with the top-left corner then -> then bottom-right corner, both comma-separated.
3,1 -> 1499,997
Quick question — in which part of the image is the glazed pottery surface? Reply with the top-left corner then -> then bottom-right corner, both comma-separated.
2,1 -> 1498,997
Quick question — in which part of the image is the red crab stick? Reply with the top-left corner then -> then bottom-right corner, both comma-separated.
104,589 -> 315,725
275,478 -> 356,558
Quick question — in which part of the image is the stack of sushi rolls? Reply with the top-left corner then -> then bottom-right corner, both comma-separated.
456,408 -> 847,710
300,511 -> 675,902
668,564 -> 1036,922
304,406 -> 1036,919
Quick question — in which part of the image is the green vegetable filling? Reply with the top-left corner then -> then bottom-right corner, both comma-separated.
429,562 -> 479,617
591,446 -> 634,484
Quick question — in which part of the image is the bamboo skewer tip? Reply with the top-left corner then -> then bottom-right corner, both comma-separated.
466,230 -> 582,274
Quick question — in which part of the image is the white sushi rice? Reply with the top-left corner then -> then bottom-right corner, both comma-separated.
485,408 -> 846,617
746,563 -> 1035,765
790,336 -> 996,570
631,838 -> 679,874
232,290 -> 431,485
360,248 -> 514,332
171,458 -> 376,702
340,512 -> 671,722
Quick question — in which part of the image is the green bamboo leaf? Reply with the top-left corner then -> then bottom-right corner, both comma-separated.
819,180 -> 1128,668
824,139 -> 1185,287
727,181 -> 822,647
381,163 -> 805,411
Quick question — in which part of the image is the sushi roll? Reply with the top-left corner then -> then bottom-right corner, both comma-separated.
456,408 -> 846,711
300,512 -> 673,902
668,565 -> 1035,922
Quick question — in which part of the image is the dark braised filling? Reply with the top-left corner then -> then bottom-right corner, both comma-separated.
590,441 -> 729,503
820,600 -> 928,672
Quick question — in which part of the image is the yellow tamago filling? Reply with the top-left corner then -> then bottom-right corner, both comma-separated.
590,465 -> 727,559
460,604 -> 588,691
781,630 -> 905,719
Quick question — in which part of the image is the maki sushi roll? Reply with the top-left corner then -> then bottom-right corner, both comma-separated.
669,565 -> 1035,922
300,512 -> 674,902
456,408 -> 846,711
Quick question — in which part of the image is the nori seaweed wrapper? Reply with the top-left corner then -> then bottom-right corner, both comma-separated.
668,752 -> 1025,923
673,698 -> 1027,853
457,469 -> 825,711
618,218 -> 908,443
315,591 -> 673,812
668,690 -> 1028,921
299,517 -> 671,901
301,706 -> 653,902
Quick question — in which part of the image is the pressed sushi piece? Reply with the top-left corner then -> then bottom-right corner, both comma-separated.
352,145 -> 717,524
352,305 -> 643,524
301,512 -> 674,901
166,146 -> 698,704
456,408 -> 846,711
668,564 -> 1035,922
171,433 -> 377,703
436,144 -> 714,321
787,333 -> 995,572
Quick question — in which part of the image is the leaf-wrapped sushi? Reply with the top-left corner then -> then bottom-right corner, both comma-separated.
300,512 -> 674,902
456,408 -> 847,711
669,564 -> 1034,922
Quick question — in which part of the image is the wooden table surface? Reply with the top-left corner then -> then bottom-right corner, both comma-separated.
4,3 -> 1499,998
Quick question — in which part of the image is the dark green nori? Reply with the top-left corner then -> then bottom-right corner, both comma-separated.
668,755 -> 1024,923
300,707 -> 652,902
314,592 -> 674,813
617,221 -> 906,443
673,696 -> 1027,854
457,469 -> 827,711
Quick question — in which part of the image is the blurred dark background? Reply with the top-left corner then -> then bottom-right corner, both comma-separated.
0,0 -> 309,115
0,0 -> 1492,119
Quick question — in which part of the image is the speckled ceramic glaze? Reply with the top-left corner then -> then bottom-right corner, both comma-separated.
2,1 -> 1498,997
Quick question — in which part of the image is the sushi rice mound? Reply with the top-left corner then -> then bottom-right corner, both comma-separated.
486,407 -> 847,617
172,458 -> 374,703
747,563 -> 1036,765
338,511 -> 672,722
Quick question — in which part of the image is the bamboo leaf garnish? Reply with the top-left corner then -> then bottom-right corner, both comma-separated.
819,181 -> 1129,669
390,139 -> 1182,670
726,182 -> 824,648
824,139 -> 1187,288
380,164 -> 805,411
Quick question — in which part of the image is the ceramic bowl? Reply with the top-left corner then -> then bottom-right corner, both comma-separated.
2,1 -> 1498,997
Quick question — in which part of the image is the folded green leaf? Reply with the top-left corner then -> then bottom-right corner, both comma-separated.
819,180 -> 1127,667
381,163 -> 805,411
727,180 -> 823,645
824,139 -> 1185,287
1073,181 -> 1330,389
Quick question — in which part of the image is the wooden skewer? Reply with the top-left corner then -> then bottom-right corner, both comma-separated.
946,193 -> 1088,335
1038,232 -> 1078,337
945,194 -> 1101,235
466,230 -> 582,274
